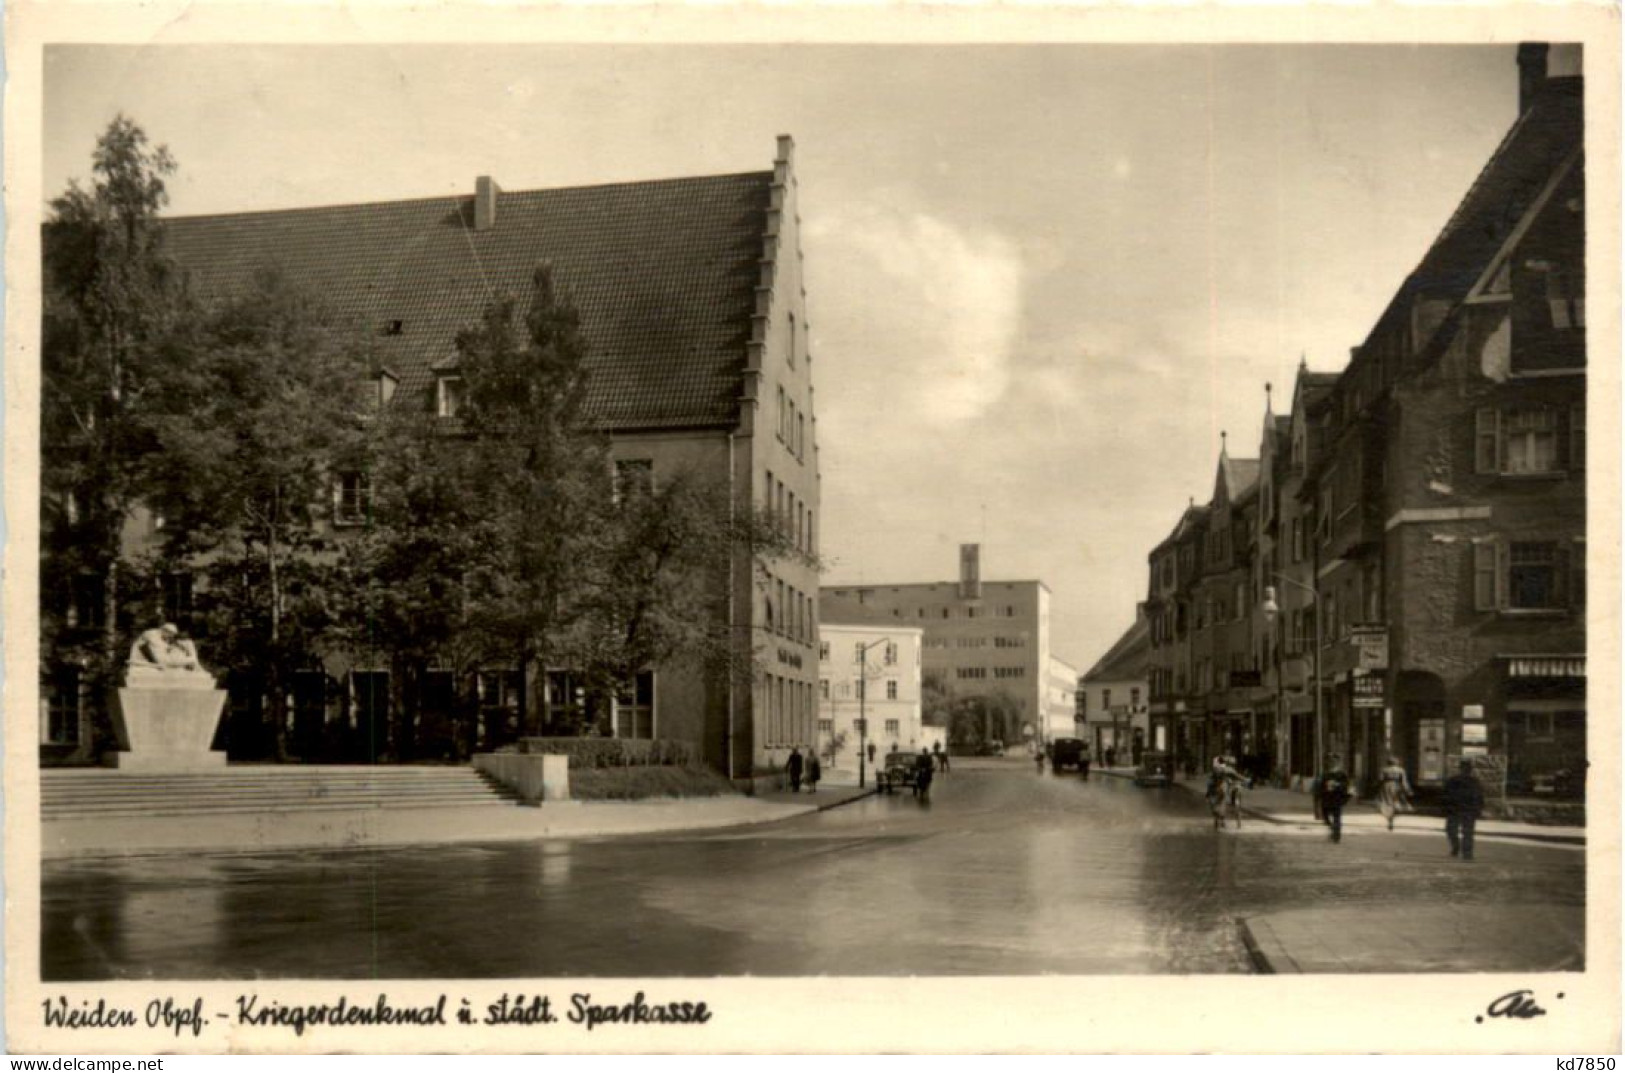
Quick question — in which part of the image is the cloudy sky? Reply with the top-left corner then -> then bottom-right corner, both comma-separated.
44,44 -> 1524,669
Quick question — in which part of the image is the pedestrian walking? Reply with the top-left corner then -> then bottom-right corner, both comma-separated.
1080,746 -> 1091,779
786,746 -> 804,793
1035,745 -> 1046,774
1105,746 -> 1116,769
933,741 -> 949,774
806,753 -> 822,795
1316,755 -> 1352,843
1377,755 -> 1413,831
914,749 -> 935,799
1444,759 -> 1485,861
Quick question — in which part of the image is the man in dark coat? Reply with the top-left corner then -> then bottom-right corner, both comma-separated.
914,749 -> 935,798
1444,759 -> 1485,860
786,747 -> 804,793
1317,755 -> 1352,843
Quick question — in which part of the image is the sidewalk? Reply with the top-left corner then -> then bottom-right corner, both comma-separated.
42,783 -> 876,861
1241,904 -> 1585,974
1094,766 -> 1585,845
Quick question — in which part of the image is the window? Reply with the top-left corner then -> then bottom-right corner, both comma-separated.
818,717 -> 833,735
43,666 -> 81,745
777,386 -> 786,442
994,666 -> 1026,679
776,581 -> 786,634
819,641 -> 830,661
820,679 -> 829,699
436,375 -> 464,418
853,641 -> 866,663
884,719 -> 900,737
886,680 -> 898,700
1523,710 -> 1556,742
614,459 -> 653,503
797,414 -> 806,460
884,642 -> 897,666
334,471 -> 372,526
68,574 -> 104,631
1509,541 -> 1565,609
1102,689 -> 1112,710
1571,404 -> 1586,470
613,671 -> 656,739
1505,409 -> 1558,473
787,312 -> 797,367
955,667 -> 988,680
765,469 -> 774,513
967,606 -> 978,619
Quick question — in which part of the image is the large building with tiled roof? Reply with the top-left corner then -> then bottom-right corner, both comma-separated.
42,137 -> 821,777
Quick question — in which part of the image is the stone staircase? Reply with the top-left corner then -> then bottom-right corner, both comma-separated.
41,765 -> 518,821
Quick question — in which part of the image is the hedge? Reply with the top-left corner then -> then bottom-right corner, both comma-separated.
516,736 -> 700,770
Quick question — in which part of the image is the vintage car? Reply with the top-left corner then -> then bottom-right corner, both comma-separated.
1134,749 -> 1173,787
876,751 -> 925,794
1050,737 -> 1090,773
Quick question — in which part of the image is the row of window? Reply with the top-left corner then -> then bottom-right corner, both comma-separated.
775,384 -> 808,462
332,454 -> 664,530
1077,687 -> 1142,716
765,469 -> 815,555
764,674 -> 814,749
820,678 -> 901,701
769,579 -> 814,644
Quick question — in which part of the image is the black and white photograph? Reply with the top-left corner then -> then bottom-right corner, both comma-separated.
5,4 -> 1619,1055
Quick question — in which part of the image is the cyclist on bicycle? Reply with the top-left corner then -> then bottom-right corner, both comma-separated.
1206,754 -> 1250,820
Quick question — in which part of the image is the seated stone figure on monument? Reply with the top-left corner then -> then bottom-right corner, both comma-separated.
125,622 -> 215,689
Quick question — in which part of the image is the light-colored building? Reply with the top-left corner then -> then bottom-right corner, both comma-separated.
822,545 -> 1071,752
1044,655 -> 1080,741
817,618 -> 928,775
1079,613 -> 1151,764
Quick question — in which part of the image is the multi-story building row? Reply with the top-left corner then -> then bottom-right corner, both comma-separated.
821,544 -> 1074,752
41,137 -> 821,778
1142,45 -> 1586,797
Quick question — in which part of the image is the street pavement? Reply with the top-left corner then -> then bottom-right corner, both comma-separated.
41,758 -> 1583,979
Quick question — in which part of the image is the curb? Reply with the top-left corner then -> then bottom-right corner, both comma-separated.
1235,917 -> 1278,974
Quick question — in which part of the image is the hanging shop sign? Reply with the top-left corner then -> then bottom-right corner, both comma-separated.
1351,626 -> 1389,672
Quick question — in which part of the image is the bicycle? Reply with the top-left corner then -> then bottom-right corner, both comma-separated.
1208,777 -> 1247,830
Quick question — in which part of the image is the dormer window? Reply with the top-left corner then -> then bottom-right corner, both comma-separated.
381,320 -> 405,337
437,375 -> 465,418
358,370 -> 398,415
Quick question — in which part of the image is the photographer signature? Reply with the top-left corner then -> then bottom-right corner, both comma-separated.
1477,989 -> 1560,1023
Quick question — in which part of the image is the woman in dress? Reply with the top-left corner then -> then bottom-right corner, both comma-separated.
1377,755 -> 1413,831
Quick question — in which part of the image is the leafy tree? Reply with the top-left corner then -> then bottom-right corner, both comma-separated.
564,468 -> 814,734
42,115 -> 187,747
141,266 -> 373,758
436,263 -> 615,738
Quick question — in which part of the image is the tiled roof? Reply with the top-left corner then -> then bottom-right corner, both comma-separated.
160,171 -> 775,431
1358,79 -> 1582,365
1082,615 -> 1151,683
1223,456 -> 1261,499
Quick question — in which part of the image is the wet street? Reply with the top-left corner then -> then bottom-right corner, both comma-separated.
42,759 -> 1583,979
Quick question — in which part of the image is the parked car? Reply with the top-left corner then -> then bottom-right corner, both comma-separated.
877,751 -> 921,794
1051,737 -> 1088,773
1134,749 -> 1173,787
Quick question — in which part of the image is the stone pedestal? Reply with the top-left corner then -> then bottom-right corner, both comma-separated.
105,686 -> 229,773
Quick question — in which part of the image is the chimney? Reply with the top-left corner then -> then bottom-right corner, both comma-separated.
1517,43 -> 1550,113
959,544 -> 981,600
475,175 -> 501,231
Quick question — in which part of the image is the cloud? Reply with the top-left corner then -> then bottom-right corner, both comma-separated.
806,201 -> 1024,430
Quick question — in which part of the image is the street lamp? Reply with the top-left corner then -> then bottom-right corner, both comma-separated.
1262,575 -> 1323,782
855,636 -> 891,789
